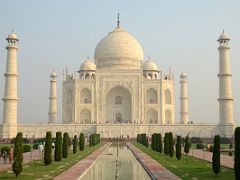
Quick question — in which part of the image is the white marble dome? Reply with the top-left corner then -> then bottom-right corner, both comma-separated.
7,32 -> 18,40
80,60 -> 96,71
143,60 -> 158,71
94,26 -> 144,69
218,32 -> 230,41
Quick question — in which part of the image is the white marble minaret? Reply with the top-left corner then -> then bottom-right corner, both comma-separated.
2,32 -> 19,125
48,70 -> 57,123
217,31 -> 234,125
179,72 -> 189,124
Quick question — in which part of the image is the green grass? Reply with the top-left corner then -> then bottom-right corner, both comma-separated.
133,142 -> 234,180
0,143 -> 103,180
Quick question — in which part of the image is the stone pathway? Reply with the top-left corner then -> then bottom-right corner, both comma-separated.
188,149 -> 234,169
54,142 -> 111,180
0,149 -> 42,172
127,143 -> 180,180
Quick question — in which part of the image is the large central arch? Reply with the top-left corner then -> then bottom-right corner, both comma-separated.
105,86 -> 132,123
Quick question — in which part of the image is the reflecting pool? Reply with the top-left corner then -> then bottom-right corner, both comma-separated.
81,143 -> 151,180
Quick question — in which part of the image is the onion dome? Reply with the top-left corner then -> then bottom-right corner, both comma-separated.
143,60 -> 158,71
6,32 -> 18,41
94,26 -> 144,70
50,70 -> 57,77
218,31 -> 230,42
180,72 -> 187,79
79,60 -> 96,71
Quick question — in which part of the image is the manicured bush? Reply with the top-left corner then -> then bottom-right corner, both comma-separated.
23,144 -> 31,153
176,136 -> 181,160
234,127 -> 240,180
89,134 -> 92,147
137,134 -> 140,143
158,133 -> 162,153
54,132 -> 62,161
196,143 -> 205,149
33,143 -> 40,149
73,135 -> 78,154
33,138 -> 45,144
169,132 -> 174,157
164,133 -> 169,155
44,131 -> 52,165
146,136 -> 149,148
190,137 -> 203,144
212,135 -> 220,175
1,146 -> 10,154
12,132 -> 23,178
151,134 -> 156,151
62,132 -> 69,158
79,133 -> 85,151
184,135 -> 191,164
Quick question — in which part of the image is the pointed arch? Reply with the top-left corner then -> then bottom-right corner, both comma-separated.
165,89 -> 172,104
146,88 -> 157,104
80,88 -> 91,104
80,109 -> 91,124
146,109 -> 158,124
165,109 -> 172,124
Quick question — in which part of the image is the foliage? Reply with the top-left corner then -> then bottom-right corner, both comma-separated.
79,133 -> 85,151
33,138 -> 45,143
137,134 -> 140,143
1,146 -> 10,154
151,133 -> 156,151
12,132 -> 23,178
11,138 -> 30,144
169,132 -> 174,157
54,132 -> 62,161
220,137 -> 231,144
62,132 -> 69,158
196,143 -> 205,149
184,135 -> 191,164
33,143 -> 40,149
89,135 -> 92,147
164,132 -> 169,155
23,144 -> 31,153
73,135 -> 78,154
190,137 -> 203,144
212,135 -> 220,175
234,127 -> 240,180
44,131 -> 52,165
158,133 -> 162,153
176,136 -> 181,160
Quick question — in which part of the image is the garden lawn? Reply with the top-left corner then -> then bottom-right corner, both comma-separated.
133,142 -> 234,180
0,143 -> 103,180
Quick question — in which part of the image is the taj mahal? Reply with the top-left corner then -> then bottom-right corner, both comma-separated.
0,17 -> 236,139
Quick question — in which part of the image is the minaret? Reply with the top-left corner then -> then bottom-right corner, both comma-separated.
179,72 -> 189,124
48,70 -> 57,123
2,32 -> 19,125
217,31 -> 234,125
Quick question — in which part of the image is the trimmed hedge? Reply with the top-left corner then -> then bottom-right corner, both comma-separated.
62,132 -> 69,158
73,135 -> 77,154
164,133 -> 169,155
212,135 -> 221,175
196,143 -> 205,149
12,132 -> 23,178
23,144 -> 31,153
79,133 -> 85,151
44,131 -> 52,165
176,136 -> 181,160
33,143 -> 40,149
1,146 -> 10,154
169,132 -> 174,157
54,132 -> 62,161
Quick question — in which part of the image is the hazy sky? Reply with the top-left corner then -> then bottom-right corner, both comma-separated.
0,1 -> 239,125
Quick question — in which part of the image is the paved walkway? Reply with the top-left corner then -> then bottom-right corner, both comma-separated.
54,142 -> 111,180
0,149 -> 42,172
127,143 -> 180,180
188,149 -> 234,169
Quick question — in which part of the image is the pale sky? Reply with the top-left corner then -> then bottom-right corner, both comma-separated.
0,1 -> 239,125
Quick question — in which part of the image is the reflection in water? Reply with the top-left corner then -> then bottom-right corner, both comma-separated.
81,143 -> 150,180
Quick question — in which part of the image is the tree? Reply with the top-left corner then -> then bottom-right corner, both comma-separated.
137,134 -> 140,143
176,136 -> 181,160
79,133 -> 85,151
73,135 -> 78,154
62,132 -> 69,158
55,132 -> 62,161
164,133 -> 169,155
151,134 -> 156,151
212,135 -> 221,175
146,136 -> 149,148
159,133 -> 163,153
12,132 -> 23,178
89,134 -> 92,147
184,135 -> 190,164
169,132 -> 174,157
44,131 -> 52,165
235,127 -> 240,180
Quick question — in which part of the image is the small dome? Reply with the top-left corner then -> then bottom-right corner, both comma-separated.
80,60 -> 96,71
51,71 -> 57,77
218,32 -> 230,41
180,72 -> 187,78
143,60 -> 158,71
94,27 -> 144,69
6,32 -> 18,41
